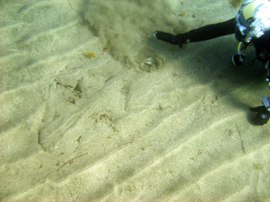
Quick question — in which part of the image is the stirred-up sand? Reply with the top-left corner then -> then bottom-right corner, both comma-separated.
0,0 -> 270,201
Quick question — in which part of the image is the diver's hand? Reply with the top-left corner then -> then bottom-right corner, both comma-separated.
153,31 -> 178,44
153,31 -> 188,47
250,106 -> 270,125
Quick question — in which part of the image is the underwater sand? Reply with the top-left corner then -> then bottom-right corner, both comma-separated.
0,0 -> 270,201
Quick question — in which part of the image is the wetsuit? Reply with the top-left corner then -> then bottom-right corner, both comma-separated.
154,19 -> 270,125
253,29 -> 270,63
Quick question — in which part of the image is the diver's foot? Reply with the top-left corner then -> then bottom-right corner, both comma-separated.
153,31 -> 178,45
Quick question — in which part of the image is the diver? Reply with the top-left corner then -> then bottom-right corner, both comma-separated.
153,0 -> 270,125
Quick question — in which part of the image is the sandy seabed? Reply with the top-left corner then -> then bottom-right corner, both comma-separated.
0,0 -> 270,201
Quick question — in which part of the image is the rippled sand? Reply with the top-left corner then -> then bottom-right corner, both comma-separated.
1,0 -> 270,201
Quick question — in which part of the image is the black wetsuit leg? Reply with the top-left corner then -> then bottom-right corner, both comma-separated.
155,18 -> 236,46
